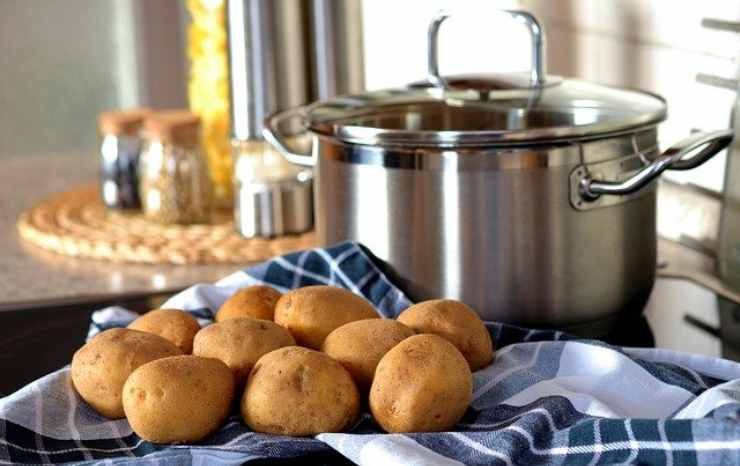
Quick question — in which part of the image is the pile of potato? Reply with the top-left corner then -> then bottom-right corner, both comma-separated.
70,285 -> 495,443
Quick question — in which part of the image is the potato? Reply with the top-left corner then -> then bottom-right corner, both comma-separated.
369,334 -> 472,433
322,319 -> 414,390
70,328 -> 182,419
127,308 -> 201,354
192,318 -> 295,388
274,286 -> 379,349
241,346 -> 359,436
397,299 -> 494,371
216,286 -> 282,322
123,355 -> 234,443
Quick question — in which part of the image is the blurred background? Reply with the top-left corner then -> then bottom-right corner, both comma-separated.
2,0 -> 738,192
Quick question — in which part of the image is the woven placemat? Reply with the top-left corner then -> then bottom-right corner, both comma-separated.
17,185 -> 316,265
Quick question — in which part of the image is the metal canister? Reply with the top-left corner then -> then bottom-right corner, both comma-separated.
139,111 -> 213,224
98,109 -> 150,209
226,0 -> 363,238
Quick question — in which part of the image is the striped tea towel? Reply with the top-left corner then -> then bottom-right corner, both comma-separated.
3,241 -> 740,465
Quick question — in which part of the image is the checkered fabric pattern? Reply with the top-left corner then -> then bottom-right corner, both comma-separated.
2,242 -> 740,465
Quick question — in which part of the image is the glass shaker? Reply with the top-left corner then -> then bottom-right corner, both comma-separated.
139,111 -> 213,224
232,139 -> 313,237
98,109 -> 150,209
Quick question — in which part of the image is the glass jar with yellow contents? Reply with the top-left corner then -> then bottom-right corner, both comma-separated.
139,111 -> 213,224
186,0 -> 231,208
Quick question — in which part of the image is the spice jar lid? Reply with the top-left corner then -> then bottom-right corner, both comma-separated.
98,108 -> 150,136
144,110 -> 201,146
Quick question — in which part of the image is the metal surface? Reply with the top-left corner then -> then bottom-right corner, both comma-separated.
309,0 -> 365,99
99,134 -> 143,209
313,133 -> 657,325
577,130 -> 733,202
427,10 -> 545,88
226,0 -> 310,140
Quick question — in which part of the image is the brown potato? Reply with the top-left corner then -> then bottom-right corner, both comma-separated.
216,286 -> 282,322
322,319 -> 414,390
70,328 -> 182,419
397,299 -> 494,371
123,355 -> 234,443
192,318 -> 295,389
127,308 -> 201,354
370,334 -> 472,433
241,346 -> 359,436
274,286 -> 379,349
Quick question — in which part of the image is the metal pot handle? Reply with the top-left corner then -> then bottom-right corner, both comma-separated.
579,130 -> 733,201
427,9 -> 546,88
262,106 -> 316,167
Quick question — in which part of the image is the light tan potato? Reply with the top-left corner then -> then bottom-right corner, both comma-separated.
123,355 -> 234,443
274,286 -> 379,349
192,318 -> 295,389
127,308 -> 201,354
241,346 -> 359,436
70,328 -> 182,419
322,319 -> 414,390
216,286 -> 282,322
397,299 -> 494,371
370,334 -> 472,433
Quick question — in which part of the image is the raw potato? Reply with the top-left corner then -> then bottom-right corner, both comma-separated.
123,355 -> 234,443
192,318 -> 295,388
216,286 -> 282,322
322,319 -> 415,390
241,346 -> 359,436
127,308 -> 201,354
397,299 -> 494,371
370,334 -> 472,433
274,286 -> 379,349
70,328 -> 182,419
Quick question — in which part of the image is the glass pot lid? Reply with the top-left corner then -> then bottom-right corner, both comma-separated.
303,10 -> 667,148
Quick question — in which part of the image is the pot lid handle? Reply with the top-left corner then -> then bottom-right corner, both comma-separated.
427,9 -> 547,88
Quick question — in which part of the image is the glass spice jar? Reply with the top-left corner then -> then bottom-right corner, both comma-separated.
98,108 -> 150,209
139,110 -> 213,224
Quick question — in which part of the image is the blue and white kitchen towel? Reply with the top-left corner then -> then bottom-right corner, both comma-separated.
3,242 -> 740,465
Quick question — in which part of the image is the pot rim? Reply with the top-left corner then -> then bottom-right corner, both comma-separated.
301,81 -> 668,148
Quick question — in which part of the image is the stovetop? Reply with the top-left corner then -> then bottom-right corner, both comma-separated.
593,276 -> 740,359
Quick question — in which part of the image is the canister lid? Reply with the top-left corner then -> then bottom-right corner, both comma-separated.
303,74 -> 667,147
144,110 -> 201,146
98,108 -> 150,136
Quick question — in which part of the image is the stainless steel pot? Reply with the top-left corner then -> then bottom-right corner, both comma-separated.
264,10 -> 733,327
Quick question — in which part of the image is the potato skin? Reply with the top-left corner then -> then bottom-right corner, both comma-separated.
322,319 -> 414,390
274,286 -> 379,349
241,346 -> 359,436
123,355 -> 234,443
70,328 -> 182,419
127,308 -> 201,354
369,334 -> 472,433
192,318 -> 295,388
397,299 -> 494,371
216,286 -> 282,322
